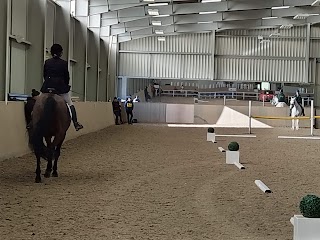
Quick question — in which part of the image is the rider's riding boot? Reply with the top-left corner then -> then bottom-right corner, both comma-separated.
302,108 -> 305,116
70,105 -> 84,131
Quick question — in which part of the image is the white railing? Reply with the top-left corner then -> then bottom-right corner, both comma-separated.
160,89 -> 259,100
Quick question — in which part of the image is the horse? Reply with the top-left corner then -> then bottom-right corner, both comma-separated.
26,89 -> 71,183
271,96 -> 287,108
290,96 -> 303,130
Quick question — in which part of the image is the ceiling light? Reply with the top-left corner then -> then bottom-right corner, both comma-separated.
148,3 -> 168,7
152,21 -> 162,26
143,0 -> 155,2
269,33 -> 280,37
158,37 -> 166,41
155,30 -> 164,34
153,14 -> 170,18
148,9 -> 159,16
260,39 -> 271,44
293,14 -> 311,19
280,24 -> 293,29
312,0 -> 320,6
262,16 -> 278,19
202,0 -> 221,2
272,6 -> 290,9
199,11 -> 217,14
198,21 -> 212,24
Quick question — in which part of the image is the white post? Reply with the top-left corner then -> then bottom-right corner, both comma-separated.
249,100 -> 252,134
263,96 -> 265,107
311,100 -> 314,136
224,95 -> 226,106
5,0 -> 12,105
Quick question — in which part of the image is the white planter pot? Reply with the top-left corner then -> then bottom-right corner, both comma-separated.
226,150 -> 239,164
292,215 -> 320,240
207,132 -> 215,142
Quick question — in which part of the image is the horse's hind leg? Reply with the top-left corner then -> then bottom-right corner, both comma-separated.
35,154 -> 41,183
52,142 -> 63,177
44,137 -> 53,178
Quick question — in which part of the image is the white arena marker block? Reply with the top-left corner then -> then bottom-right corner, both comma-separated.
218,147 -> 225,152
226,151 -> 239,164
207,132 -> 216,142
254,180 -> 272,193
290,217 -> 294,226
234,162 -> 245,170
292,215 -> 320,240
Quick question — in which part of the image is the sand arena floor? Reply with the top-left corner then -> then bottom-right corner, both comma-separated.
0,125 -> 320,240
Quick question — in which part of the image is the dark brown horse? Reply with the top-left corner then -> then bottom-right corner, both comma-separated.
26,91 -> 71,183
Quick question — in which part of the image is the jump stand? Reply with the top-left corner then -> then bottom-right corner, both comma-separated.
291,215 -> 320,240
225,150 -> 245,169
226,151 -> 239,164
207,132 -> 216,143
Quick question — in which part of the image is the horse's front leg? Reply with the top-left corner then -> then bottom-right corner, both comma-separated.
292,119 -> 295,130
296,119 -> 299,130
44,137 -> 53,178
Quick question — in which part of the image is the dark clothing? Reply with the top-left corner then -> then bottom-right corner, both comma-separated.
126,111 -> 133,124
144,88 -> 149,102
112,100 -> 123,124
125,100 -> 134,112
112,100 -> 121,112
114,111 -> 123,125
125,100 -> 134,124
277,93 -> 286,103
296,95 -> 302,105
40,57 -> 70,94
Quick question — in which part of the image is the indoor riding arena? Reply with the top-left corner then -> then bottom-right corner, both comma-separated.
1,1 -> 320,240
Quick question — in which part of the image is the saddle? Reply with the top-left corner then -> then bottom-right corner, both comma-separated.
43,88 -> 59,94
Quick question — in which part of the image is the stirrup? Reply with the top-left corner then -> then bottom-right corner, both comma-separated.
75,122 -> 83,131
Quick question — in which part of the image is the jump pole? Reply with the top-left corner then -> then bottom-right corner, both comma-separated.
248,100 -> 252,134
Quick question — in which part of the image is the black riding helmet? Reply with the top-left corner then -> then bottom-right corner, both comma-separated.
50,44 -> 63,58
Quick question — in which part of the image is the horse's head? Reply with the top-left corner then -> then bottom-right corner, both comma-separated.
290,97 -> 296,107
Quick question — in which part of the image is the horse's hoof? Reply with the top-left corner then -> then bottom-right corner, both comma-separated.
52,172 -> 58,177
44,171 -> 51,178
35,177 -> 42,183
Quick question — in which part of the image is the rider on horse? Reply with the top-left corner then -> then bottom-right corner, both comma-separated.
289,89 -> 305,117
295,90 -> 305,116
277,89 -> 286,104
40,44 -> 83,131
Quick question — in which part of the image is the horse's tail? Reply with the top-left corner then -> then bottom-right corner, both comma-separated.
32,96 -> 56,155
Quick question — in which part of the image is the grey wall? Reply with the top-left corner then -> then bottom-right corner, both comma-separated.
86,30 -> 98,101
26,0 -> 45,93
99,39 -> 108,101
55,4 -> 69,62
0,0 -> 7,100
72,19 -> 86,101
0,0 -> 116,102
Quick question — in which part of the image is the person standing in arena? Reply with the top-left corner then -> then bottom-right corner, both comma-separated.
125,97 -> 134,124
112,97 -> 123,125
